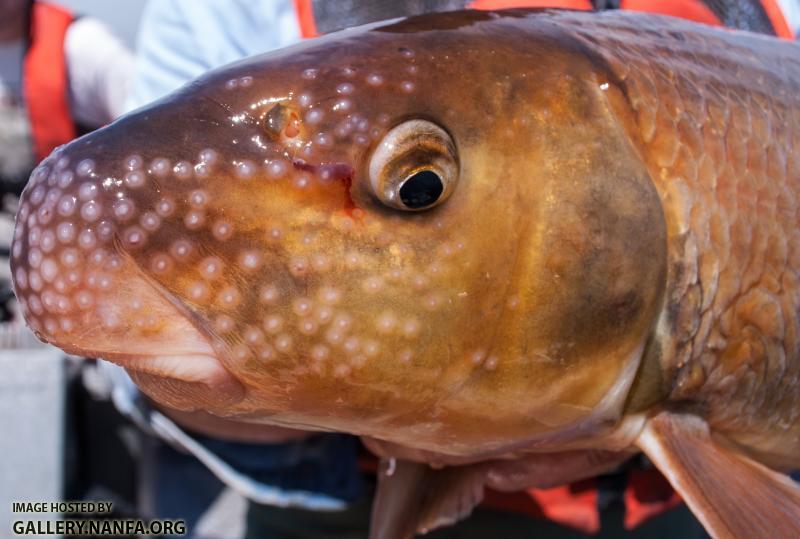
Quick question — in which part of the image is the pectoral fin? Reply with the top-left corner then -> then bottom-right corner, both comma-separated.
369,459 -> 486,539
637,412 -> 800,539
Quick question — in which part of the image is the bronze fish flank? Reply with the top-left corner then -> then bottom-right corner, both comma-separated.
10,9 -> 800,538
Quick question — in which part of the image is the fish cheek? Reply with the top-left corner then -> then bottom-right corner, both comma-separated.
435,121 -> 668,445
544,181 -> 661,345
527,161 -> 668,416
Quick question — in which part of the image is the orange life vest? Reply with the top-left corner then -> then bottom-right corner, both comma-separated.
23,2 -> 76,162
293,0 -> 795,39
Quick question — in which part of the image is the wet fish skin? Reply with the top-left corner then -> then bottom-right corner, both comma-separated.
10,9 -> 668,455
9,9 -> 800,537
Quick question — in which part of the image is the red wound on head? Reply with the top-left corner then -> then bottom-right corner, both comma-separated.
293,160 -> 358,215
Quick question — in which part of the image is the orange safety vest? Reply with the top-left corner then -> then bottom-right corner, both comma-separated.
293,0 -> 795,39
291,0 -> 794,533
23,1 -> 76,162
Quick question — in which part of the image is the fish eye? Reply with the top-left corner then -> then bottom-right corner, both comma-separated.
399,169 -> 443,209
368,119 -> 458,211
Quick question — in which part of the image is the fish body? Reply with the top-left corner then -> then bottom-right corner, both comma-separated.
9,9 -> 800,537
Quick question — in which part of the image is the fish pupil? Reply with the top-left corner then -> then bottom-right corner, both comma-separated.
399,170 -> 443,209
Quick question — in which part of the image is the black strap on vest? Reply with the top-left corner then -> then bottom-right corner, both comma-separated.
592,0 -> 779,36
702,0 -> 777,35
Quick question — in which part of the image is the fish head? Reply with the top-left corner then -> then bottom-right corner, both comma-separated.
11,11 -> 667,454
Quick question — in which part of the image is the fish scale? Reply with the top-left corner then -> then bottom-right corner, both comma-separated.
555,10 -> 800,468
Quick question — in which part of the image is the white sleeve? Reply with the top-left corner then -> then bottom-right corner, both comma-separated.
124,0 -> 211,114
125,0 -> 302,114
64,17 -> 134,126
777,0 -> 800,37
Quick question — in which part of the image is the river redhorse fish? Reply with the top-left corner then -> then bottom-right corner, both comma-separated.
10,8 -> 800,538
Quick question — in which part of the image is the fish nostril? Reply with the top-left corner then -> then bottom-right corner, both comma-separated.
260,104 -> 302,142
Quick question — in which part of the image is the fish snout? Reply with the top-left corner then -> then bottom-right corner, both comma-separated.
10,150 -> 244,411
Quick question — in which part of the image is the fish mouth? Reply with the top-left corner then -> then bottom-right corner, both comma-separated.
12,233 -> 246,411
120,273 -> 249,412
53,303 -> 246,413
119,354 -> 246,413
106,353 -> 220,381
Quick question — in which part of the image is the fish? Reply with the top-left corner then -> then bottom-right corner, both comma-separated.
9,8 -> 800,538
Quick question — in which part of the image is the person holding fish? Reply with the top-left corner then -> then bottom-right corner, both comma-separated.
0,0 -> 132,321
43,1 -> 793,538
0,0 -> 131,189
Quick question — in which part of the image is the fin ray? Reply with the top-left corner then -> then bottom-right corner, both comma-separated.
637,412 -> 800,539
369,459 -> 485,539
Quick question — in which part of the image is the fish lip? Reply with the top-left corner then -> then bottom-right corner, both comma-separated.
129,255 -> 235,367
46,338 -> 223,385
70,251 -> 241,392
101,352 -> 225,384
